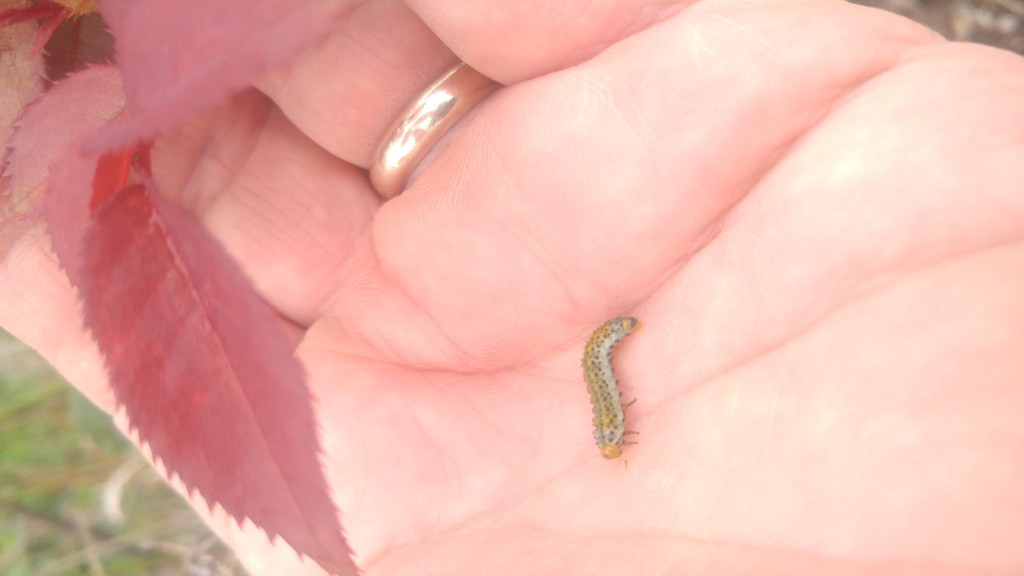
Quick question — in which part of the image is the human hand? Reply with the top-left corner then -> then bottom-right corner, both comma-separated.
2,1 -> 1023,574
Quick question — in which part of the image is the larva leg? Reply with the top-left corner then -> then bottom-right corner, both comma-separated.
623,429 -> 640,446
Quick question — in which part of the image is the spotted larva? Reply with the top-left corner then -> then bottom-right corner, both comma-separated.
582,316 -> 640,459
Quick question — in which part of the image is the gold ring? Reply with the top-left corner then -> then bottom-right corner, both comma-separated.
369,62 -> 500,198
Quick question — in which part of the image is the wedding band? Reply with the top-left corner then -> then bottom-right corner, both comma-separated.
369,62 -> 501,198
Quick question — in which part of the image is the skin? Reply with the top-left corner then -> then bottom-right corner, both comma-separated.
2,0 -> 1024,574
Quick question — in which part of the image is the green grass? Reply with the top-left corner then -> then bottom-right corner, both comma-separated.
0,330 -> 245,576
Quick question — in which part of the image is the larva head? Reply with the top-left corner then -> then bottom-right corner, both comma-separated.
600,444 -> 622,459
620,317 -> 640,334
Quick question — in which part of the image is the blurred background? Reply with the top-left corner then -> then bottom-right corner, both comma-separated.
0,330 -> 244,576
2,1 -> 1022,574
854,0 -> 1023,53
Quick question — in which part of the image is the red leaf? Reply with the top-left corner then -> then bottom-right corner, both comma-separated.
89,142 -> 149,211
0,21 -> 45,150
89,147 -> 132,209
81,182 -> 356,574
32,8 -> 66,56
3,65 -> 122,260
0,2 -> 64,27
20,65 -> 356,574
0,20 -> 46,258
4,66 -> 123,214
89,0 -> 360,150
43,11 -> 116,82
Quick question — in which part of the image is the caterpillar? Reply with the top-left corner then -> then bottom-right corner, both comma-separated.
582,316 -> 640,459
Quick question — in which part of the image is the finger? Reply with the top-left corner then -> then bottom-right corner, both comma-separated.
258,0 -> 457,167
642,41 -> 1024,388
344,2 -> 944,365
259,0 -> 693,169
212,0 -> 696,329
153,90 -> 380,325
404,0 -> 691,81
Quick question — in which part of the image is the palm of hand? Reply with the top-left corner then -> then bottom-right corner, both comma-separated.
3,3 -> 1023,575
